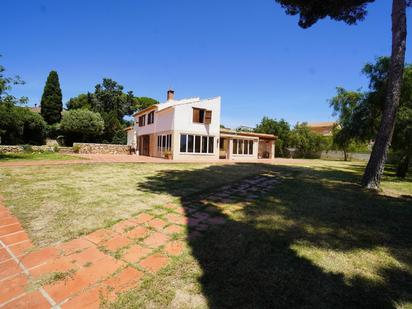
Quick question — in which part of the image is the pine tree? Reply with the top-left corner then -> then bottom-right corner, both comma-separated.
40,71 -> 63,124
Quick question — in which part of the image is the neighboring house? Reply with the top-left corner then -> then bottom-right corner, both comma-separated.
307,122 -> 336,136
125,90 -> 276,160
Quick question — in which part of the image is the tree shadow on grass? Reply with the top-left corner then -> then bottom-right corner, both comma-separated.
139,163 -> 412,308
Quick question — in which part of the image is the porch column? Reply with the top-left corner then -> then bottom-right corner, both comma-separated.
228,138 -> 233,160
271,141 -> 275,159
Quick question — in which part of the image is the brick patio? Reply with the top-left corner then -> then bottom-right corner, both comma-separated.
0,173 -> 279,308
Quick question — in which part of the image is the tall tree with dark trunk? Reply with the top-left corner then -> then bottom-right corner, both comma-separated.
40,71 -> 63,124
274,0 -> 410,189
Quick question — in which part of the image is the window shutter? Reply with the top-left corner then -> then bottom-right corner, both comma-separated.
193,108 -> 200,122
205,110 -> 212,124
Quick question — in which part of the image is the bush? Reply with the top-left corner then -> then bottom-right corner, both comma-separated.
46,123 -> 61,139
53,145 -> 60,152
22,144 -> 33,153
0,103 -> 47,145
288,124 -> 326,158
72,144 -> 80,153
60,109 -> 104,146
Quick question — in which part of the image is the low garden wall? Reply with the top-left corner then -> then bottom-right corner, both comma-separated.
321,150 -> 371,161
73,143 -> 131,155
0,145 -> 56,154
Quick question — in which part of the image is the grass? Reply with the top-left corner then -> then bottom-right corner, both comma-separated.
0,152 -> 79,162
1,159 -> 411,308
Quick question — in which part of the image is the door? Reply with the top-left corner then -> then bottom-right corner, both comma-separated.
140,135 -> 150,156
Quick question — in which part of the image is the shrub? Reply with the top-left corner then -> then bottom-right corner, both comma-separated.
0,104 -> 46,145
60,109 -> 104,146
72,144 -> 80,153
53,145 -> 60,152
22,145 -> 33,153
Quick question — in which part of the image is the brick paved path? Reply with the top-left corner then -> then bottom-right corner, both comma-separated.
0,173 -> 279,308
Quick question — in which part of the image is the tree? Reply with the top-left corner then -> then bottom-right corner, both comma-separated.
329,87 -> 365,160
329,57 -> 412,176
255,117 -> 291,157
288,123 -> 325,158
0,60 -> 46,145
275,0 -> 410,189
40,71 -> 63,124
66,92 -> 93,110
131,96 -> 159,112
60,109 -> 104,145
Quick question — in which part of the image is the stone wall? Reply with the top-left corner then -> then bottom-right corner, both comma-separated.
73,143 -> 131,155
0,145 -> 56,154
321,150 -> 371,161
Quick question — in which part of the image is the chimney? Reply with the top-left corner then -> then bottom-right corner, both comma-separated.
167,89 -> 175,101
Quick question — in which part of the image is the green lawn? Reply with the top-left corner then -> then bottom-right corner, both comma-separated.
0,160 -> 411,308
0,152 -> 79,162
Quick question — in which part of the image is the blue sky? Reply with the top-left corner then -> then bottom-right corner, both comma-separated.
3,0 -> 412,128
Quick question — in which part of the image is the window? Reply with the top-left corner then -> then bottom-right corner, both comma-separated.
147,111 -> 154,124
202,136 -> 208,153
233,140 -> 238,155
220,138 -> 225,150
180,135 -> 187,152
232,139 -> 254,155
208,137 -> 214,153
193,108 -> 212,124
157,134 -> 172,152
179,134 -> 214,154
138,115 -> 146,127
188,135 -> 194,152
205,110 -> 212,124
195,136 -> 201,153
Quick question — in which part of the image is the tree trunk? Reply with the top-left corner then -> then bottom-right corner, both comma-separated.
362,0 -> 407,189
343,149 -> 348,161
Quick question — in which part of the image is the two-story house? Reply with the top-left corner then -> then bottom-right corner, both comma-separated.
125,90 -> 276,161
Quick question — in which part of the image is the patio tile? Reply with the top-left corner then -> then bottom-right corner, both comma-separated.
163,224 -> 184,235
148,218 -> 167,230
61,287 -> 101,309
65,246 -> 107,268
134,213 -> 153,224
57,237 -> 93,255
165,213 -> 186,225
139,253 -> 169,273
85,229 -> 118,245
30,257 -> 74,279
0,231 -> 29,245
112,220 -> 137,234
8,240 -> 33,257
0,222 -> 23,236
143,232 -> 169,248
0,259 -> 21,279
0,273 -> 28,304
0,247 -> 10,263
164,241 -> 185,256
0,216 -> 19,226
45,255 -> 122,303
122,245 -> 151,263
104,266 -> 143,293
126,226 -> 148,239
20,247 -> 59,269
208,216 -> 226,225
102,235 -> 131,252
2,291 -> 50,309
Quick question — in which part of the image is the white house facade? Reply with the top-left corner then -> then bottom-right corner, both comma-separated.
126,90 -> 276,161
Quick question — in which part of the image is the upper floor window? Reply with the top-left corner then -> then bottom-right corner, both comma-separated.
193,108 -> 212,124
147,111 -> 155,124
138,115 -> 146,127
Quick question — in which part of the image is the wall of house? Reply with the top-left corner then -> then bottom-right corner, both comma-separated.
172,97 -> 221,160
227,138 -> 259,160
126,130 -> 136,148
134,108 -> 175,136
